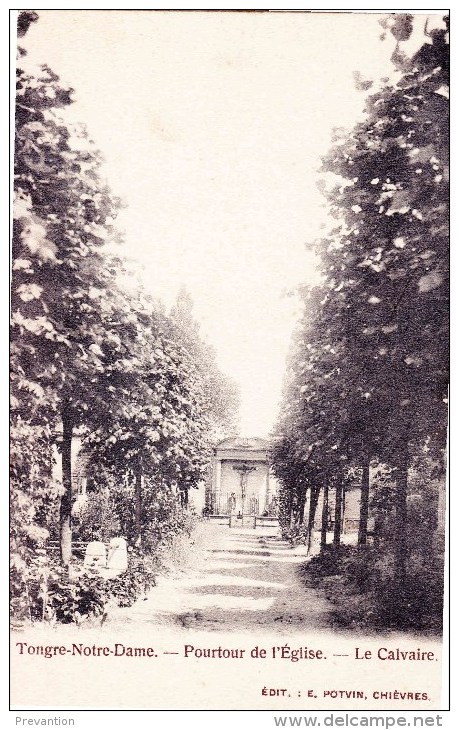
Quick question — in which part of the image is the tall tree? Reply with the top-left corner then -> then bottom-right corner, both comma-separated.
272,15 -> 448,580
13,54 -> 129,563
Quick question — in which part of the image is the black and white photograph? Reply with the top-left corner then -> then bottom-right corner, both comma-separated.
10,7 -> 449,714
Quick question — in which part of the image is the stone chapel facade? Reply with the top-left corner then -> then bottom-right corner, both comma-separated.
206,437 -> 279,517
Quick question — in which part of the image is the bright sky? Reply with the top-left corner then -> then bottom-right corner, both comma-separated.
21,10 -> 404,436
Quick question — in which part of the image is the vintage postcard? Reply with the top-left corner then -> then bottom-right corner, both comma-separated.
10,8 -> 449,714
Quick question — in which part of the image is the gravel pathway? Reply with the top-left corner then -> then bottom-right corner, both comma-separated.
108,522 -> 332,633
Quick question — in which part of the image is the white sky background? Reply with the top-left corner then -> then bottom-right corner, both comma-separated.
20,10 -> 414,436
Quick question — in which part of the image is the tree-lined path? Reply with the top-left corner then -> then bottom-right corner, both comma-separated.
109,524 -> 331,633
11,10 -> 447,640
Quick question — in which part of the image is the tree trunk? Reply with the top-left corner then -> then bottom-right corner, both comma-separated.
358,458 -> 371,548
394,447 -> 409,584
59,404 -> 73,567
134,468 -> 142,546
287,487 -> 295,530
320,482 -> 329,551
298,486 -> 308,526
307,486 -> 320,553
333,476 -> 344,548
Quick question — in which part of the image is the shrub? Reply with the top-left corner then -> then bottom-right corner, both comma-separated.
305,545 -> 354,578
46,566 -> 106,624
304,544 -> 444,633
10,475 -> 199,624
11,548 -> 160,624
372,555 -> 444,633
281,524 -> 306,546
105,552 -> 157,607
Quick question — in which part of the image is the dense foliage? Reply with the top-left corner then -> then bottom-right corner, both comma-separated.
271,15 -> 448,630
11,12 -> 238,623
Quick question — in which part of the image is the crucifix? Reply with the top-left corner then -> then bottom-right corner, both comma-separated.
233,462 -> 257,508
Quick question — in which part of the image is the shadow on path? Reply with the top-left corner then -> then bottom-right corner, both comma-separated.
110,524 -> 332,633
